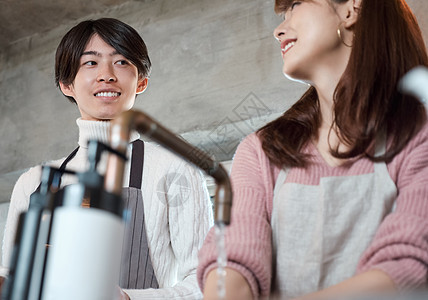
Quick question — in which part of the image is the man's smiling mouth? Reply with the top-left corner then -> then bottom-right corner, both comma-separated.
94,92 -> 121,97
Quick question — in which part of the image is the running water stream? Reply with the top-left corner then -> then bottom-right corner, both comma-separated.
215,223 -> 227,299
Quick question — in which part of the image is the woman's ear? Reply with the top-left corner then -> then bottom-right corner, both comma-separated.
136,77 -> 148,94
59,81 -> 75,98
342,0 -> 362,29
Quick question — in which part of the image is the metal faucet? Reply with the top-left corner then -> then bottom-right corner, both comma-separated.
105,109 -> 232,225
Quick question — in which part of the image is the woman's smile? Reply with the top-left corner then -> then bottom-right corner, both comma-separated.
281,39 -> 297,57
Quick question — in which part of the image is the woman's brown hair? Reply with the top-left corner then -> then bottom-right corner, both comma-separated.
259,0 -> 428,168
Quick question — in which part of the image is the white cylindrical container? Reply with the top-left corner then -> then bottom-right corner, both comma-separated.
42,206 -> 124,300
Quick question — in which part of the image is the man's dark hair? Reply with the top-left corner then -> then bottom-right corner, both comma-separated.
55,18 -> 152,103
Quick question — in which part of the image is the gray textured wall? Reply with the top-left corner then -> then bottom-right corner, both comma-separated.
0,0 -> 427,203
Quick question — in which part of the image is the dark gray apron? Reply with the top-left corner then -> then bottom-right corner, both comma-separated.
119,140 -> 159,289
41,140 -> 159,290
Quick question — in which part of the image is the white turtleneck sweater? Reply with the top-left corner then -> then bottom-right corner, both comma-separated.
0,118 -> 214,299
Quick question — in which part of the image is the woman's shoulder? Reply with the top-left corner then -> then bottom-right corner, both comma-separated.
397,119 -> 428,155
237,132 -> 279,169
235,132 -> 265,158
233,132 -> 281,183
415,118 -> 428,141
387,120 -> 428,182
241,131 -> 263,146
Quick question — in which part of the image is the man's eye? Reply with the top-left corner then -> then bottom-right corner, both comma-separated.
116,60 -> 129,65
84,61 -> 97,66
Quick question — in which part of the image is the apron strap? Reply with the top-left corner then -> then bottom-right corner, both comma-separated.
374,131 -> 387,157
273,169 -> 289,197
34,146 -> 79,193
59,146 -> 80,171
129,140 -> 144,189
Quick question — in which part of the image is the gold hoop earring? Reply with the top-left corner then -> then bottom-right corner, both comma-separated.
337,25 -> 352,48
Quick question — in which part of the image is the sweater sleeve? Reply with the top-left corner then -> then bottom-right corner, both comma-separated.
124,159 -> 214,299
197,133 -> 275,298
1,166 -> 41,278
357,124 -> 428,288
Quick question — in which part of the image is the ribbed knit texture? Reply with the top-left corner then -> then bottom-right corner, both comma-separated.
1,118 -> 214,299
197,123 -> 428,297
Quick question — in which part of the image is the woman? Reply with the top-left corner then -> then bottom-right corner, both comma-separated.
198,0 -> 428,299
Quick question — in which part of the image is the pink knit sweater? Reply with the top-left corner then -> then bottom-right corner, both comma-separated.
197,123 -> 428,298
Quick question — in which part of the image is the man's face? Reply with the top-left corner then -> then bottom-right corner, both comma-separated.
60,34 -> 147,121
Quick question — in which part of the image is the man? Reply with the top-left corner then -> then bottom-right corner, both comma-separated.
0,18 -> 213,299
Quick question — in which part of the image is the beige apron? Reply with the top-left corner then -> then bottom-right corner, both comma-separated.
271,139 -> 397,298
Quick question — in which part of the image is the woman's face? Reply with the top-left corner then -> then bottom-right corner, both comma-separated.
60,34 -> 147,121
273,0 -> 349,83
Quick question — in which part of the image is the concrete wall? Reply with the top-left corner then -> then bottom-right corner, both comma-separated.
1,0 -> 428,205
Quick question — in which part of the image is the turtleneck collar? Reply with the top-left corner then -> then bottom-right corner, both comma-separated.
76,118 -> 141,149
